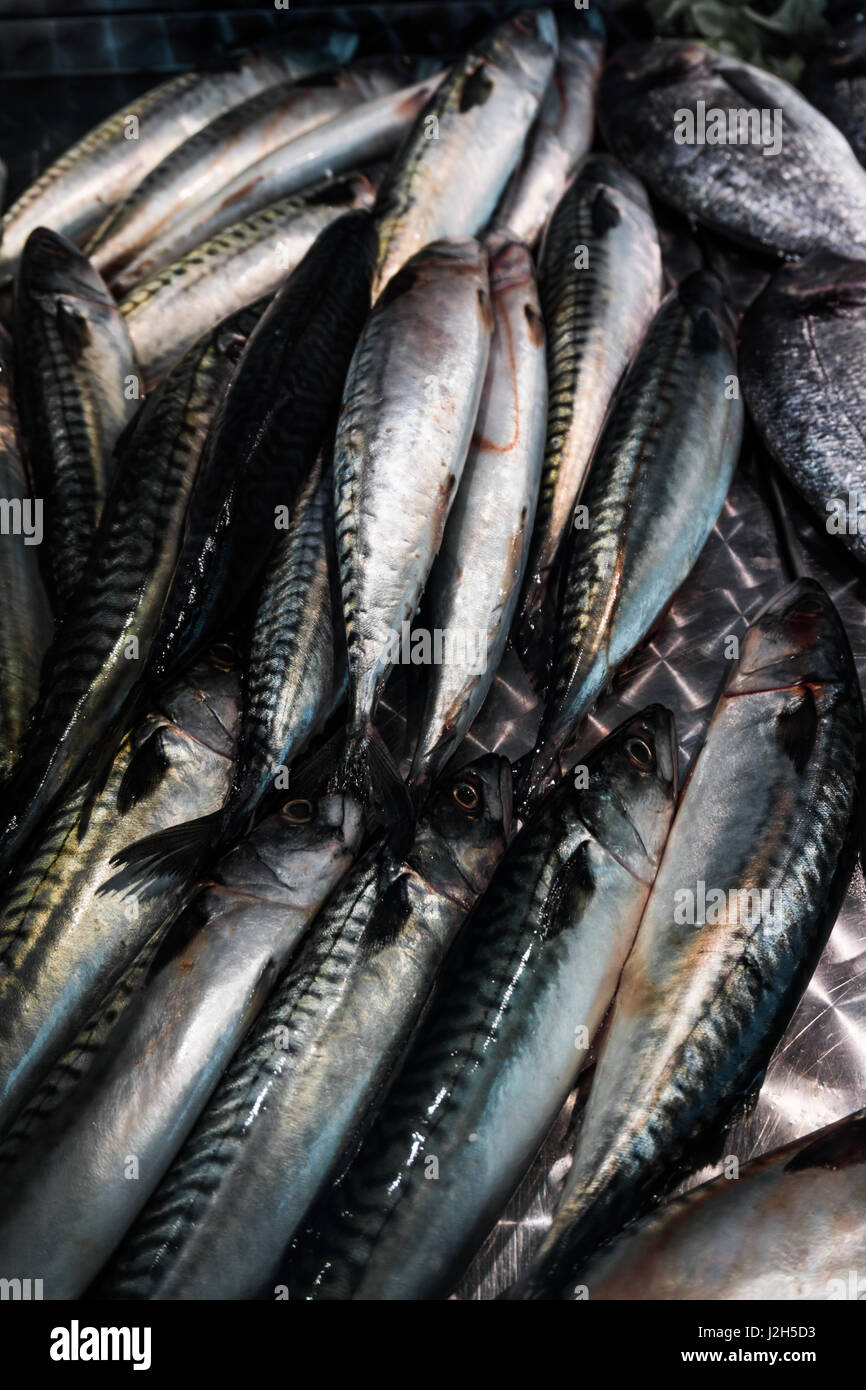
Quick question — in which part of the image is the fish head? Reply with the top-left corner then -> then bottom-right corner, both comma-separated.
487,9 -> 559,100
602,38 -> 716,103
578,705 -> 679,883
728,579 -> 857,698
16,226 -> 117,342
754,250 -> 866,320
408,754 -> 513,910
241,792 -> 366,910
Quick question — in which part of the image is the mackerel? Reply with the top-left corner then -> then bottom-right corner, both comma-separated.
97,756 -> 512,1300
291,707 -> 676,1300
409,239 -> 546,802
518,579 -> 865,1297
13,227 -> 138,612
373,10 -> 557,296
512,156 -> 661,682
0,36 -> 356,284
520,270 -> 742,812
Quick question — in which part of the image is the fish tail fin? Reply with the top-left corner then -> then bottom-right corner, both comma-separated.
99,809 -> 224,904
333,722 -> 413,856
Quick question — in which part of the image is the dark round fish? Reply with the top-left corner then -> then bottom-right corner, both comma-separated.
804,17 -> 866,170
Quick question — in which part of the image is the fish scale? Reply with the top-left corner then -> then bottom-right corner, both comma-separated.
513,156 -> 661,681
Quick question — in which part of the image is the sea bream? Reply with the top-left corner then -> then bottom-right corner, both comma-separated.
119,172 -> 376,389
580,1108 -> 866,1300
490,24 -> 604,248
95,756 -> 512,1301
0,36 -> 356,285
372,10 -> 558,296
13,227 -> 139,613
87,61 -> 403,291
288,706 -> 677,1301
598,40 -> 866,260
331,237 -> 492,826
517,579 -> 865,1298
520,270 -> 742,812
0,654 -> 240,1137
0,790 -> 363,1299
740,250 -> 866,567
512,155 -> 661,683
409,238 -> 547,804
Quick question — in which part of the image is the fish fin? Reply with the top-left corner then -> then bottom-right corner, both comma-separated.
333,723 -> 413,856
540,841 -> 595,942
364,872 -> 411,955
116,726 -> 171,815
591,188 -> 621,237
55,296 -> 92,362
99,810 -> 222,903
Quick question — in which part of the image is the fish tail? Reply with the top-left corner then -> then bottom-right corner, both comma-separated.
333,722 -> 413,854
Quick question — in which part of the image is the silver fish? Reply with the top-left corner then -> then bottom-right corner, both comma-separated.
0,326 -> 51,776
740,251 -> 866,566
120,173 -> 375,390
598,40 -> 866,260
95,756 -> 512,1300
13,227 -> 139,612
581,1108 -> 866,1300
372,10 -> 557,296
409,238 -> 546,803
332,238 -> 492,821
0,38 -> 356,285
513,155 -> 661,682
119,74 -> 443,289
290,706 -> 677,1301
0,657 -> 239,1137
0,792 -> 363,1299
520,270 -> 742,812
518,579 -> 865,1298
88,63 -> 400,289
490,27 -> 604,247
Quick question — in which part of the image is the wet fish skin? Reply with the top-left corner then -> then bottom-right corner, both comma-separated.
582,1109 -> 866,1300
373,10 -> 558,296
804,18 -> 866,170
290,706 -> 677,1301
98,61 -> 406,292
0,301 -> 260,876
13,227 -> 139,613
740,251 -> 866,566
332,238 -> 492,818
0,326 -> 51,777
0,657 -> 239,1138
598,40 -> 866,260
490,28 -> 604,247
126,74 -> 443,287
142,209 -> 377,695
120,172 -> 376,389
518,579 -> 865,1298
409,238 -> 546,802
513,155 -> 662,682
97,755 -> 512,1301
521,270 -> 742,812
0,37 -> 356,284
0,792 -> 364,1299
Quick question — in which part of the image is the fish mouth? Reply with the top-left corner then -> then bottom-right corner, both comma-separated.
606,39 -> 714,90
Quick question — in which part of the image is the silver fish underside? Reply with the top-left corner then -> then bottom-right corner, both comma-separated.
120,173 -> 374,389
0,660 -> 240,1138
0,38 -> 355,284
291,707 -> 676,1300
372,10 -> 557,296
490,31 -> 603,247
520,580 -> 865,1297
0,794 -> 363,1299
409,239 -> 546,799
741,251 -> 866,566
581,1109 -> 866,1300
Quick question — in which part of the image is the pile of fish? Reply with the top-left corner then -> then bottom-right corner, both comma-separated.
0,5 -> 865,1302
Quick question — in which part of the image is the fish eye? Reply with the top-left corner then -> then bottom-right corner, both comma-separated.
282,798 -> 314,824
452,779 -> 481,814
208,640 -> 237,671
626,736 -> 655,772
